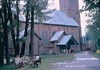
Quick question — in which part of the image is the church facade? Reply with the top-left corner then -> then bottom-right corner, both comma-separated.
31,0 -> 82,54
9,0 -> 81,55
31,10 -> 80,55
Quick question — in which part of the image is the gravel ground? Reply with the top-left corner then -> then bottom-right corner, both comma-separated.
52,51 -> 100,70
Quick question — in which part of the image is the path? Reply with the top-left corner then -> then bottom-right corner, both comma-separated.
52,51 -> 100,70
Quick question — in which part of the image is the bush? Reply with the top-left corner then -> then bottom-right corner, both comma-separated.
96,50 -> 100,54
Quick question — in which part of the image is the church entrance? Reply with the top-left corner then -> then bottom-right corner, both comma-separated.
59,45 -> 66,53
58,39 -> 77,53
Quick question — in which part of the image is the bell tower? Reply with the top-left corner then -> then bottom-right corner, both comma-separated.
59,0 -> 81,25
59,0 -> 82,51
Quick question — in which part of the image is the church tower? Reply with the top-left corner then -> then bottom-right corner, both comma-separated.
59,0 -> 81,25
59,0 -> 82,51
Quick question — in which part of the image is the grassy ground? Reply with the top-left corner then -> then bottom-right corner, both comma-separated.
91,52 -> 100,58
0,53 -> 74,70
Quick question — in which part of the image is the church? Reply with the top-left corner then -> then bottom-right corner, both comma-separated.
9,0 -> 81,55
27,0 -> 81,55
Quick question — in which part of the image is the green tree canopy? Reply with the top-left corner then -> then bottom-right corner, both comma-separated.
82,0 -> 100,49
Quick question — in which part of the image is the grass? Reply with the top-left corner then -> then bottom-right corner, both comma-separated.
91,52 -> 100,58
0,53 -> 74,70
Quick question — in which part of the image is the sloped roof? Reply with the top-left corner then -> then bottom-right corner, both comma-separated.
19,28 -> 41,40
50,30 -> 64,42
19,10 -> 79,27
57,35 -> 72,45
44,10 -> 79,27
19,28 -> 30,39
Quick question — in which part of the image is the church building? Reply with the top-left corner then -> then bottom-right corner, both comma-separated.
23,0 -> 81,55
9,0 -> 81,55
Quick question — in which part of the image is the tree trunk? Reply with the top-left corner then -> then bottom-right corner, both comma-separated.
20,0 -> 30,57
0,9 -> 4,66
16,0 -> 20,56
2,0 -> 10,65
30,6 -> 34,57
8,0 -> 17,57
0,39 -> 4,66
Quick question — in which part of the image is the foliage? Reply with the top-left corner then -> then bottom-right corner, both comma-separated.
82,0 -> 100,48
82,0 -> 100,11
0,0 -> 53,66
96,50 -> 100,54
92,51 -> 100,58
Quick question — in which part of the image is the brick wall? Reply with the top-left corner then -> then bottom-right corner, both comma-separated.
9,23 -> 80,55
59,0 -> 80,25
33,24 -> 79,54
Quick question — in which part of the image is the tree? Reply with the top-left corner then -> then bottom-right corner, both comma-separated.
8,0 -> 18,57
83,0 -> 100,49
0,0 -> 52,66
0,0 -> 21,65
20,0 -> 51,57
15,0 -> 20,56
2,0 -> 10,65
20,0 -> 30,57
83,0 -> 100,11
29,0 -> 51,57
0,9 -> 4,66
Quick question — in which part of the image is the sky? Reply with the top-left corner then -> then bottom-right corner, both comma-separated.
49,0 -> 88,36
79,0 -> 88,36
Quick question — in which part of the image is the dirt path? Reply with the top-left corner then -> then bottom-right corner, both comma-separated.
52,51 -> 100,70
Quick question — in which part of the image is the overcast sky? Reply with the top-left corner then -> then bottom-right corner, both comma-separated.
79,0 -> 88,36
49,0 -> 88,36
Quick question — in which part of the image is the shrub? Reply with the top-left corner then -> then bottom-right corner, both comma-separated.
96,50 -> 100,54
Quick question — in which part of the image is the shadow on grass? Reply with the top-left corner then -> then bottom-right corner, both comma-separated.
0,64 -> 15,70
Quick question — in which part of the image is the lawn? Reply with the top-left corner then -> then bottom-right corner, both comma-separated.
0,53 -> 74,70
91,52 -> 100,58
